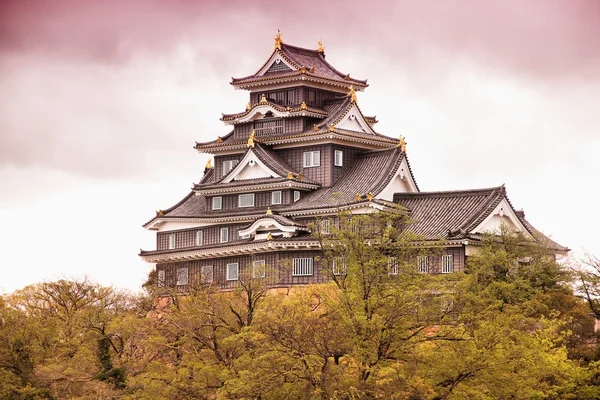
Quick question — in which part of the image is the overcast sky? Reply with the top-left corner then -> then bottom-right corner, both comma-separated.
1,0 -> 599,293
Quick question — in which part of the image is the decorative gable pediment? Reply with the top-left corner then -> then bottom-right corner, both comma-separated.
222,150 -> 280,183
472,198 -> 531,237
238,217 -> 300,240
376,157 -> 419,200
335,103 -> 376,134
256,51 -> 297,76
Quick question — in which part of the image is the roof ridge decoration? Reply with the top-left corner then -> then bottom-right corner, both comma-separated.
396,136 -> 407,152
274,29 -> 283,50
247,129 -> 256,148
317,39 -> 325,53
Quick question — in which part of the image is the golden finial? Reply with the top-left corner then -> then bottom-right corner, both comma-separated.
274,29 -> 283,50
347,85 -> 357,103
300,101 -> 307,110
287,171 -> 294,179
296,172 -> 303,181
300,66 -> 307,74
310,66 -> 315,73
286,106 -> 291,111
355,193 -> 362,201
396,136 -> 407,152
245,102 -> 251,111
328,124 -> 336,132
313,124 -> 319,132
267,232 -> 273,241
217,136 -> 223,143
205,158 -> 213,169
156,209 -> 164,217
266,207 -> 273,215
247,129 -> 256,148
344,74 -> 350,80
260,94 -> 268,104
317,40 -> 325,53
367,192 -> 374,201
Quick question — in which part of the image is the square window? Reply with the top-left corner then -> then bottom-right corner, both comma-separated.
417,256 -> 429,273
334,150 -> 343,167
238,193 -> 255,208
332,257 -> 347,276
212,197 -> 222,210
196,230 -> 203,246
294,190 -> 301,202
252,260 -> 266,278
227,263 -> 239,281
442,255 -> 454,273
223,160 -> 238,175
201,265 -> 213,282
271,191 -> 282,205
303,151 -> 321,167
176,268 -> 188,286
292,258 -> 313,276
168,233 -> 176,249
157,269 -> 165,287
220,227 -> 229,243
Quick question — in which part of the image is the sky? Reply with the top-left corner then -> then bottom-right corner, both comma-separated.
1,0 -> 599,293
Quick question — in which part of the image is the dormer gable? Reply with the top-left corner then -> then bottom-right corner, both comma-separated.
256,51 -> 297,76
223,149 -> 280,182
334,102 -> 376,134
472,198 -> 532,237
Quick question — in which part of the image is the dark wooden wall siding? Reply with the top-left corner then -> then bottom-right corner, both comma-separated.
331,145 -> 362,185
279,144 -> 331,186
284,118 -> 304,134
205,191 -> 292,213
214,155 -> 242,178
156,223 -> 249,251
413,247 -> 464,274
233,123 -> 252,140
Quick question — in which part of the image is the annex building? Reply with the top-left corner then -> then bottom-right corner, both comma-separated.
140,33 -> 566,291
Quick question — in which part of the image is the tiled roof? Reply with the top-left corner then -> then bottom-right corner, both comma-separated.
221,101 -> 327,122
231,43 -> 367,87
239,214 -> 308,230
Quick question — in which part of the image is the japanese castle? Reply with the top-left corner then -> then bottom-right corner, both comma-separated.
140,32 -> 566,290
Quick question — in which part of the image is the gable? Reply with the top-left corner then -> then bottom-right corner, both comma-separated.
222,150 -> 280,182
376,158 -> 419,200
472,198 -> 531,237
256,51 -> 297,76
335,103 -> 376,134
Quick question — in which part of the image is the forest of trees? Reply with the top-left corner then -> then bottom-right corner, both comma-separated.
1,211 -> 600,399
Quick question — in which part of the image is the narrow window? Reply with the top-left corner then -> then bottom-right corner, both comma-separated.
303,151 -> 321,167
388,257 -> 399,275
238,193 -> 255,208
332,257 -> 347,276
201,265 -> 213,283
442,255 -> 454,273
240,233 -> 251,240
271,191 -> 282,205
168,233 -> 176,249
252,260 -> 266,278
223,160 -> 238,175
293,191 -> 301,202
292,258 -> 314,276
226,263 -> 239,281
212,196 -> 222,210
220,227 -> 229,243
196,230 -> 203,246
319,219 -> 331,235
157,269 -> 165,287
417,256 -> 429,273
286,89 -> 295,105
308,89 -> 316,105
176,268 -> 188,286
334,150 -> 343,167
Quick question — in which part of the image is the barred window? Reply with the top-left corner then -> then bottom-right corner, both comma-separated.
308,89 -> 316,105
303,151 -> 321,167
271,191 -> 282,205
319,219 -> 331,235
388,257 -> 399,275
168,233 -> 176,249
157,270 -> 165,287
212,197 -> 222,210
294,190 -> 301,202
176,268 -> 189,286
223,160 -> 238,175
332,257 -> 347,276
292,258 -> 313,276
238,193 -> 255,208
201,265 -> 213,283
220,227 -> 229,243
196,230 -> 203,246
227,263 -> 239,281
254,119 -> 284,136
442,255 -> 454,274
417,256 -> 429,273
252,260 -> 266,278
334,150 -> 343,167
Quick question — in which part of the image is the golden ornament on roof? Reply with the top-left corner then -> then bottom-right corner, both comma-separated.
287,171 -> 294,179
328,124 -> 336,132
217,136 -> 223,143
300,101 -> 307,110
296,172 -> 303,180
313,124 -> 319,132
245,102 -> 251,111
344,74 -> 350,80
205,158 -> 213,169
274,29 -> 283,50
266,207 -> 272,215
260,94 -> 268,104
355,193 -> 362,201
367,192 -> 374,201
310,66 -> 315,73
300,66 -> 307,74
347,85 -> 357,103
267,232 -> 273,241
156,209 -> 164,217
247,129 -> 256,148
317,40 -> 325,53
396,135 -> 407,152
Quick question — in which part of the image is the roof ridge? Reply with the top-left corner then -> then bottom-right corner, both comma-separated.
394,185 -> 505,198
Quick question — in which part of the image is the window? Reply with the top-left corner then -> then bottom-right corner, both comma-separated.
319,219 -> 331,235
332,257 -> 347,276
271,191 -> 282,205
223,160 -> 238,175
220,227 -> 229,243
227,263 -> 239,281
238,193 -> 255,208
303,151 -> 321,167
308,89 -> 316,105
157,270 -> 165,287
286,89 -> 295,105
196,230 -> 203,246
176,268 -> 188,286
334,150 -> 343,167
252,260 -> 266,278
294,191 -> 301,202
442,255 -> 454,274
417,256 -> 429,273
168,233 -> 176,249
201,265 -> 213,283
292,258 -> 313,276
240,233 -> 251,240
388,257 -> 399,275
212,196 -> 222,210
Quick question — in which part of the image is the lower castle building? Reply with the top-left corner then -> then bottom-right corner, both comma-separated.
140,33 -> 566,291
